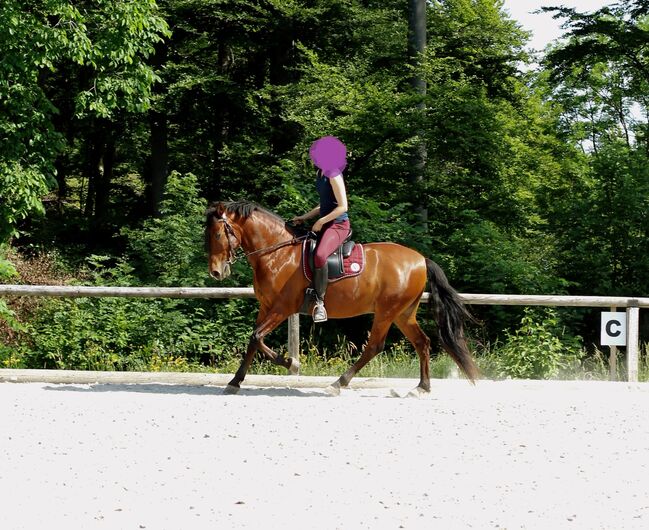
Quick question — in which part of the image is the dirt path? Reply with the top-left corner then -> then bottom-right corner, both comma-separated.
2,378 -> 649,529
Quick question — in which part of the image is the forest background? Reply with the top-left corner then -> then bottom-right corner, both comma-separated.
1,0 -> 648,379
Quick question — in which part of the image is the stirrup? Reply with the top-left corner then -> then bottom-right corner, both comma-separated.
312,299 -> 328,322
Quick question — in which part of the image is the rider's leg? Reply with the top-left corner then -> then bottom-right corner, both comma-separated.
312,265 -> 328,322
312,220 -> 350,322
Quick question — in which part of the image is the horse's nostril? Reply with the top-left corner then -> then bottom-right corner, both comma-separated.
210,270 -> 221,280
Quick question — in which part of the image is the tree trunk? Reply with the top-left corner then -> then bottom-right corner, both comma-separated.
210,102 -> 226,199
207,41 -> 233,200
54,156 -> 68,203
145,40 -> 169,216
148,109 -> 169,216
83,120 -> 116,230
84,126 -> 101,218
408,0 -> 428,226
269,31 -> 296,156
93,131 -> 115,229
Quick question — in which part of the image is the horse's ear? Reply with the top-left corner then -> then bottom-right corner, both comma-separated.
208,201 -> 226,217
215,202 -> 226,216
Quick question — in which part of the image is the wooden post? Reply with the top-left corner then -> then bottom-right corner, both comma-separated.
626,301 -> 640,382
288,314 -> 300,373
609,345 -> 618,381
609,306 -> 617,381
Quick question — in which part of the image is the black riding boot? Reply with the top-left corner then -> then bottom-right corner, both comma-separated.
313,266 -> 328,322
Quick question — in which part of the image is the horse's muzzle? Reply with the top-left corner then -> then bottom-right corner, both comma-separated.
209,263 -> 231,281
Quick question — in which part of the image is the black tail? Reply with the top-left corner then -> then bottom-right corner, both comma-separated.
426,259 -> 479,383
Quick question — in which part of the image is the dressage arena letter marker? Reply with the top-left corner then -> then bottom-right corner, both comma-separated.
600,312 -> 627,346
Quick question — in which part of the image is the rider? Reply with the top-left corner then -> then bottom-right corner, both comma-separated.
292,136 -> 351,322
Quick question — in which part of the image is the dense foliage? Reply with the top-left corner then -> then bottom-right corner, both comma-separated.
1,0 -> 648,377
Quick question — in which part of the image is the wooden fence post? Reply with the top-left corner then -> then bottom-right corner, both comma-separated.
288,314 -> 300,372
627,301 -> 640,382
609,305 -> 618,381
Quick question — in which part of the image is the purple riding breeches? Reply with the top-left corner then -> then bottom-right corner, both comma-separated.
314,219 -> 351,269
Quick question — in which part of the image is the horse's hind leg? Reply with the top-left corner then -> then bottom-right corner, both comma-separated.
326,316 -> 393,396
395,311 -> 431,394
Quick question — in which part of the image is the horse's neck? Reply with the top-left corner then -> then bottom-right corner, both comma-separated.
239,216 -> 302,294
239,217 -> 291,254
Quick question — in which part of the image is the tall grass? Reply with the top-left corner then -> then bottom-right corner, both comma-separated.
3,327 -> 647,382
232,339 -> 649,383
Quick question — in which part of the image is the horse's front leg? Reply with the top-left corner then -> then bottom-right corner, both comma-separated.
224,309 -> 291,394
254,306 -> 298,373
258,339 -> 299,374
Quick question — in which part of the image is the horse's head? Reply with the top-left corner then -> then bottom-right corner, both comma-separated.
205,202 -> 241,280
205,200 -> 295,280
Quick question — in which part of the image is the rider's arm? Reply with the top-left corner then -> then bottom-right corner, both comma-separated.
293,206 -> 320,223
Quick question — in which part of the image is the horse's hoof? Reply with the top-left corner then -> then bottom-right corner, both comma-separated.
406,386 -> 430,399
288,358 -> 300,375
223,384 -> 241,395
324,383 -> 341,397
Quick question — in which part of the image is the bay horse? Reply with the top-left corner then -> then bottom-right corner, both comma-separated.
205,200 -> 478,395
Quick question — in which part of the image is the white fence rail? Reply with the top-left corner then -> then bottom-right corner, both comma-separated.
1,285 -> 646,381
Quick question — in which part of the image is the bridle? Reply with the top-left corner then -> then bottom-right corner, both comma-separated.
213,217 -> 241,265
213,216 -> 312,265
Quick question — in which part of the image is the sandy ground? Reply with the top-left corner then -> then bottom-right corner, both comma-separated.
2,378 -> 649,530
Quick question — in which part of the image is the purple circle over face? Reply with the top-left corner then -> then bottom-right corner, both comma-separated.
309,136 -> 347,177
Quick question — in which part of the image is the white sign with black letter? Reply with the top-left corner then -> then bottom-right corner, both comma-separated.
601,312 -> 627,346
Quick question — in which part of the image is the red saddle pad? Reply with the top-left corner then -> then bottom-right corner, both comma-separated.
302,241 -> 365,283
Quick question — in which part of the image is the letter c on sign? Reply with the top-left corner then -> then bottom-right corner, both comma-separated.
606,320 -> 622,337
601,312 -> 626,346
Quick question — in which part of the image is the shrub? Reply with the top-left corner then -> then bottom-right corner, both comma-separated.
495,308 -> 584,379
5,171 -> 257,371
0,246 -> 20,333
121,171 -> 209,286
23,295 -> 254,371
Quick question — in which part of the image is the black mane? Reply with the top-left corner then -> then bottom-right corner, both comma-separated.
205,200 -> 285,223
204,201 -> 306,249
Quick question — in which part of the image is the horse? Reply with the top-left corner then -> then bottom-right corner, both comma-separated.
205,200 -> 478,395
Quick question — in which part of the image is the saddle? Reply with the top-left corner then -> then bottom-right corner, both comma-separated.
302,231 -> 365,283
299,233 -> 365,316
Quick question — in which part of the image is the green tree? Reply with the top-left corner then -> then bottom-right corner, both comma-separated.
544,1 -> 649,151
7,0 -> 625,363
1,1 -> 87,243
1,0 -> 169,244
542,1 -> 649,297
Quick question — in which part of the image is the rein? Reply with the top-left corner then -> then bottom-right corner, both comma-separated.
215,218 -> 313,265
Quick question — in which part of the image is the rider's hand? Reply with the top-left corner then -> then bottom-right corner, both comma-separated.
312,219 -> 325,232
291,215 -> 305,225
